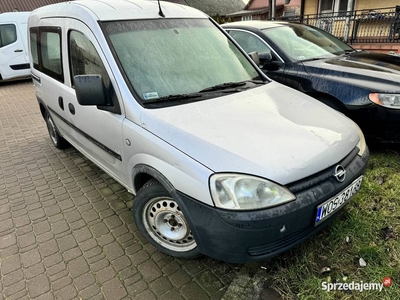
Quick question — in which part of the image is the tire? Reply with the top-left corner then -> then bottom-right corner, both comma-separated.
132,179 -> 201,259
45,111 -> 68,149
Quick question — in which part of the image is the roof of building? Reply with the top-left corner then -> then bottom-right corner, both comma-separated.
0,0 -> 70,13
185,0 -> 245,16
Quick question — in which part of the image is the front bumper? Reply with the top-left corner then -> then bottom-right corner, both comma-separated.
349,105 -> 400,143
176,147 -> 369,263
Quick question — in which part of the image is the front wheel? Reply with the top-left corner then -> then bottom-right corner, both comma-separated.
132,179 -> 201,259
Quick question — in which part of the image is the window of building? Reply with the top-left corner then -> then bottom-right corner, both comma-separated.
0,24 -> 17,48
319,0 -> 349,14
241,15 -> 253,21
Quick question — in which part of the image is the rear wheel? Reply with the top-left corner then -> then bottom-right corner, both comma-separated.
132,179 -> 201,258
46,111 -> 68,149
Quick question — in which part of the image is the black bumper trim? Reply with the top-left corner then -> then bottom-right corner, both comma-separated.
174,148 -> 369,263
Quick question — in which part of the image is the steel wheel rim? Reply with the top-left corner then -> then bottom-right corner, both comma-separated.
47,116 -> 57,145
143,196 -> 196,252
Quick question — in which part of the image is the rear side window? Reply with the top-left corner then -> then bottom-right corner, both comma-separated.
0,24 -> 17,47
68,30 -> 109,88
30,27 -> 64,82
30,32 -> 39,65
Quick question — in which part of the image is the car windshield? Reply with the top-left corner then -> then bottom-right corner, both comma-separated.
262,24 -> 354,61
103,18 -> 261,106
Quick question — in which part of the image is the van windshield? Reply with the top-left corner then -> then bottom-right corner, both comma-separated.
102,19 -> 263,106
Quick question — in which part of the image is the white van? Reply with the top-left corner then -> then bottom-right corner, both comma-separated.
28,0 -> 369,263
0,12 -> 30,81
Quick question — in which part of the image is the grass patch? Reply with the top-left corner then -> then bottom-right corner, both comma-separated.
260,147 -> 400,300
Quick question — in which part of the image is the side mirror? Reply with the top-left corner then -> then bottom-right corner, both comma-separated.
258,52 -> 273,64
74,75 -> 107,106
248,51 -> 260,66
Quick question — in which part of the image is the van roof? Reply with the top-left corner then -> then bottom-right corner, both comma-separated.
30,0 -> 207,22
0,11 -> 30,22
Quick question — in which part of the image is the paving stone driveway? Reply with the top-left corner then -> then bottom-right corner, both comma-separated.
0,80 -> 243,300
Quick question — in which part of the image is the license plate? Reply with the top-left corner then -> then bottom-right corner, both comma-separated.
315,176 -> 363,225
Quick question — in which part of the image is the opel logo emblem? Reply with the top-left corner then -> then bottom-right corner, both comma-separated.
334,165 -> 346,182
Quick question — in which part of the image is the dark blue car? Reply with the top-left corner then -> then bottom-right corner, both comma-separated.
222,21 -> 400,143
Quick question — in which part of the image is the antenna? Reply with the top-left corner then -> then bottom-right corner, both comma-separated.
157,0 -> 165,18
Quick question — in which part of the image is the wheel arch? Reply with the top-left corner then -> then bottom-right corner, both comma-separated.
307,92 -> 347,113
132,164 -> 176,196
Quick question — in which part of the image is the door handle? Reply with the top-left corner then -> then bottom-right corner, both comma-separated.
58,97 -> 64,110
14,49 -> 23,53
68,103 -> 75,115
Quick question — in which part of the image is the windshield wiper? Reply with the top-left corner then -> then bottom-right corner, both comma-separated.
199,80 -> 265,93
142,93 -> 202,104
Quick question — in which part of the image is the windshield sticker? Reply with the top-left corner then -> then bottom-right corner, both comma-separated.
143,92 -> 159,100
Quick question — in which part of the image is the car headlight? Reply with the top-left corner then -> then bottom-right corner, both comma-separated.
209,174 -> 296,210
369,93 -> 400,109
354,123 -> 366,156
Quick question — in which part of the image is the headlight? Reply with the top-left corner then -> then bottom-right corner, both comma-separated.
354,123 -> 366,156
209,174 -> 295,210
369,93 -> 400,109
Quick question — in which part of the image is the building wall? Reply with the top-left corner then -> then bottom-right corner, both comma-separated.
356,0 -> 398,11
303,0 -> 398,16
248,0 -> 301,9
304,0 -> 318,15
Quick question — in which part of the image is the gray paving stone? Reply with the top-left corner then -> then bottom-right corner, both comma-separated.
132,289 -> 156,300
159,289 -> 184,300
3,281 -> 26,298
3,269 -> 24,287
52,275 -> 73,292
138,260 -> 162,282
79,284 -> 101,299
149,276 -> 173,296
24,263 -> 46,279
63,247 -> 82,262
1,254 -> 21,275
90,257 -> 110,272
103,242 -> 124,261
68,256 -> 90,278
170,270 -> 191,288
180,282 -> 209,300
95,265 -> 116,283
57,235 -> 77,252
75,272 -> 96,291
55,285 -> 78,300
102,278 -> 128,300
90,222 -> 110,238
0,233 -> 17,249
27,274 -> 50,298
195,270 -> 224,296
39,239 -> 59,257
112,256 -> 132,272
51,220 -> 70,235
97,233 -> 115,246
21,248 -> 41,267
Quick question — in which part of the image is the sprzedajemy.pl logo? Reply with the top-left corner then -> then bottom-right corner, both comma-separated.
322,277 -> 393,292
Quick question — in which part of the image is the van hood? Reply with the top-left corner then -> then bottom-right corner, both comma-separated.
140,82 -> 359,185
302,51 -> 400,92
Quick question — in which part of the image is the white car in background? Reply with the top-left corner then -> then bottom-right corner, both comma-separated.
0,12 -> 30,81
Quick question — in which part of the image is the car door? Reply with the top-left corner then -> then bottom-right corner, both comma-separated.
226,29 -> 286,82
62,19 -> 127,185
0,21 -> 29,80
30,23 -> 72,140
